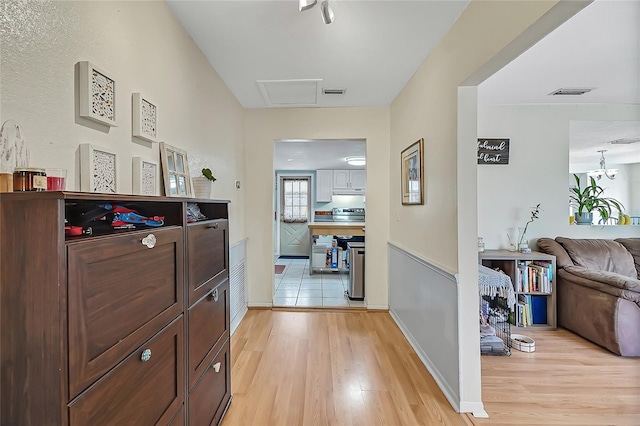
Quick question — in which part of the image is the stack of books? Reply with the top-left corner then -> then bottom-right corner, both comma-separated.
513,294 -> 548,327
516,260 -> 553,293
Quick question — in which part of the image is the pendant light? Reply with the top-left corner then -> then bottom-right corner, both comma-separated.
587,150 -> 618,180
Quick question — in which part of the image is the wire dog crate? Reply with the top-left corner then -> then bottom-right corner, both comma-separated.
478,265 -> 515,356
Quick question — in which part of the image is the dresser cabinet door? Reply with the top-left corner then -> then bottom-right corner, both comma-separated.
188,219 -> 228,305
188,279 -> 229,390
189,339 -> 231,426
69,317 -> 184,426
67,227 -> 184,398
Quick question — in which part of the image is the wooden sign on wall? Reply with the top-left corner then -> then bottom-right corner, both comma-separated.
477,138 -> 509,165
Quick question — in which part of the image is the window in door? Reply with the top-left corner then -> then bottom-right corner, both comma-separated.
282,178 -> 309,223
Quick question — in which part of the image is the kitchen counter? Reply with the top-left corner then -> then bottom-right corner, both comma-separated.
308,221 -> 365,236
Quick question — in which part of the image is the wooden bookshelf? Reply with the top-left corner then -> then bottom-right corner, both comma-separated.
479,250 -> 557,330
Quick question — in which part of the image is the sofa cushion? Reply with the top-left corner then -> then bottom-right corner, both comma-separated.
537,238 -> 574,268
615,238 -> 640,279
556,237 -> 637,278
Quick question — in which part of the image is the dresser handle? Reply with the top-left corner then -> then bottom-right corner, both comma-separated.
141,234 -> 156,249
141,349 -> 152,362
208,223 -> 219,230
212,362 -> 221,373
209,288 -> 219,302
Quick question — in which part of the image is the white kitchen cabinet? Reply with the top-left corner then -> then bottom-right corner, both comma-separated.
316,170 -> 333,202
333,170 -> 365,194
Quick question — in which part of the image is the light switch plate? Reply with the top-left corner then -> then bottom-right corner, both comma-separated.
235,180 -> 241,189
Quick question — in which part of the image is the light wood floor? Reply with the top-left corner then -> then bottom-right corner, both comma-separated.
222,309 -> 472,426
222,310 -> 640,426
473,328 -> 640,426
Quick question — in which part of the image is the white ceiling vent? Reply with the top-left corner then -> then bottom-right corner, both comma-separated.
608,138 -> 640,145
322,88 -> 346,95
548,88 -> 595,96
256,79 -> 321,107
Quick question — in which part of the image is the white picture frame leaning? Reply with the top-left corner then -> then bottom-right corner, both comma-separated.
132,93 -> 158,143
78,61 -> 118,127
79,143 -> 118,193
159,142 -> 192,197
132,157 -> 160,196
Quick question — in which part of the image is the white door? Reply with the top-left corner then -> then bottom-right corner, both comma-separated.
349,169 -> 366,191
279,177 -> 311,257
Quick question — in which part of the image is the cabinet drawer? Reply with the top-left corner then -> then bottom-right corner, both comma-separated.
188,219 -> 228,305
69,317 -> 184,426
188,339 -> 231,426
188,279 -> 230,390
67,227 -> 184,398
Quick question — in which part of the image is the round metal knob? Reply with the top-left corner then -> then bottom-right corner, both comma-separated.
208,288 -> 219,302
141,234 -> 156,249
208,223 -> 219,229
141,349 -> 152,362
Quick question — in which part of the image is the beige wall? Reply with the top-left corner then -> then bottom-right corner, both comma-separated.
244,107 -> 390,307
390,0 -> 587,412
0,0 -> 246,242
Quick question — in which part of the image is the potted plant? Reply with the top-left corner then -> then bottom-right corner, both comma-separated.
192,168 -> 216,198
569,174 -> 624,225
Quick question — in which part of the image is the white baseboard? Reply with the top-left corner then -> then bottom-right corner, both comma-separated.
230,305 -> 248,336
390,308 -> 461,413
366,304 -> 389,311
248,302 -> 273,308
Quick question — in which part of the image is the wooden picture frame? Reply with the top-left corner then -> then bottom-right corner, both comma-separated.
132,157 -> 160,196
79,143 -> 117,193
401,138 -> 424,205
132,93 -> 158,142
78,61 -> 118,127
159,142 -> 192,197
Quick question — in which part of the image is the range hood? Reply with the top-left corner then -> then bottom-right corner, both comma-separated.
332,188 -> 365,195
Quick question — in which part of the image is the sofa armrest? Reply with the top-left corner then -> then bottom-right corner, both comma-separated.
560,266 -> 640,307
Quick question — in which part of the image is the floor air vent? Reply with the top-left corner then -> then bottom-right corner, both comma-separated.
322,88 -> 346,95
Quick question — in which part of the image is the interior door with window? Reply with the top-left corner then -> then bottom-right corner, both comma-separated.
279,177 -> 310,257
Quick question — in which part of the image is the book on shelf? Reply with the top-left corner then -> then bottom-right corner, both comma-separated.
516,260 -> 552,293
512,294 -> 547,327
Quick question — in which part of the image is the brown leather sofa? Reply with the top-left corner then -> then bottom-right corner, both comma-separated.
537,237 -> 640,357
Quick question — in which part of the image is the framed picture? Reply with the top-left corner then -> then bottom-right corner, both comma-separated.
401,138 -> 424,205
132,157 -> 160,196
159,142 -> 192,197
132,93 -> 158,143
79,143 -> 117,193
78,61 -> 117,127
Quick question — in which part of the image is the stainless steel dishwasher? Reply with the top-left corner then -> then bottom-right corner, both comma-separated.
347,242 -> 365,300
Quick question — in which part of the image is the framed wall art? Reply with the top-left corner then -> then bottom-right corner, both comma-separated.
401,138 -> 424,205
132,157 -> 160,196
78,61 -> 117,127
132,93 -> 158,143
159,142 -> 192,197
79,143 -> 117,193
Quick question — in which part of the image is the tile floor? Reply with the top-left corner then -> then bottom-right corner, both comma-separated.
273,257 -> 365,308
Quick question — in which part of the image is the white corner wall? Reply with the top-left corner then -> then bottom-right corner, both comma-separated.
478,104 -> 640,249
0,0 -> 246,243
389,0 -> 588,415
243,107 -> 390,308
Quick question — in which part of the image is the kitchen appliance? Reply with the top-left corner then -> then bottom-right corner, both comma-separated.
313,210 -> 333,222
347,242 -> 365,300
331,207 -> 365,222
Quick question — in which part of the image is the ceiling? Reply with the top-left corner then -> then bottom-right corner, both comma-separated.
166,0 -> 468,108
478,0 -> 640,166
274,139 -> 365,170
167,0 -> 638,168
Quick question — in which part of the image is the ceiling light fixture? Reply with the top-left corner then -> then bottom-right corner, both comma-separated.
346,156 -> 365,166
587,150 -> 618,180
298,0 -> 334,24
298,0 -> 317,12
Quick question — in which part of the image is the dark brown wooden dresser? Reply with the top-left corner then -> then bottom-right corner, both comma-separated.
0,191 -> 231,425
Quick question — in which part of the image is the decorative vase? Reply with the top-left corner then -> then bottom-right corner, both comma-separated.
192,177 -> 212,199
574,212 -> 593,225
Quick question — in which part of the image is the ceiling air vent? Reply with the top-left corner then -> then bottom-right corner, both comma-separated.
608,138 -> 640,145
322,88 -> 346,95
548,88 -> 594,96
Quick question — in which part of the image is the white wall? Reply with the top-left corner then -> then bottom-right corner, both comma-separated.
0,0 -> 246,243
244,108 -> 390,308
478,104 -> 640,250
